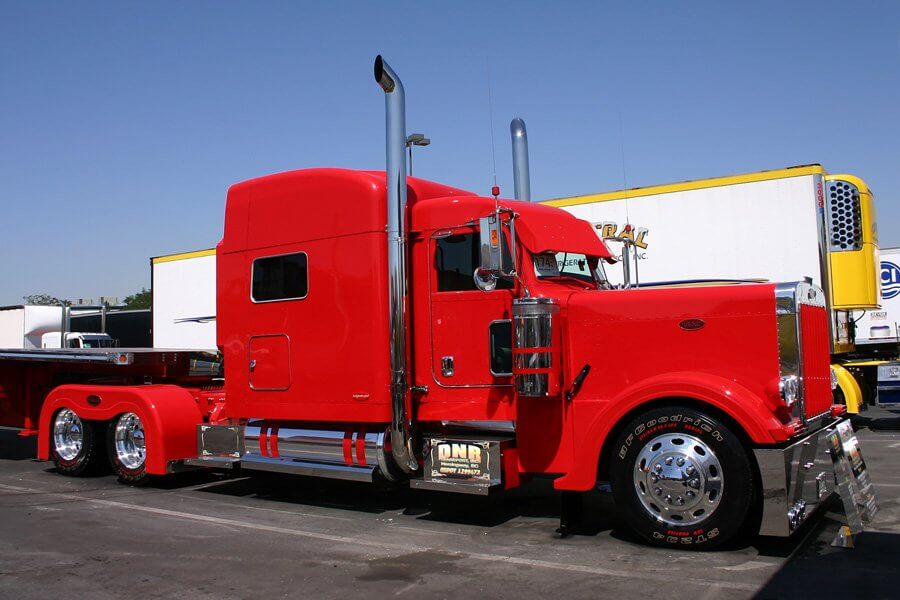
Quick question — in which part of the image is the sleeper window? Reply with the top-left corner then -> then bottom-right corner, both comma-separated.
252,252 -> 309,302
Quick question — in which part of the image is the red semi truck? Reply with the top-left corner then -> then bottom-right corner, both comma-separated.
2,57 -> 855,549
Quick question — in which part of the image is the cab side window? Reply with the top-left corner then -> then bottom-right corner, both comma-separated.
435,232 -> 513,292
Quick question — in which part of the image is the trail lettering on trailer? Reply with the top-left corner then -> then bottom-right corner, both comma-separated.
593,221 -> 650,261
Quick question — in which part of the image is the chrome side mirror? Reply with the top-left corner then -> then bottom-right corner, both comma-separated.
479,214 -> 503,273
473,267 -> 498,292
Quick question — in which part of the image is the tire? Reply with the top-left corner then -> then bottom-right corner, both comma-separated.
107,412 -> 151,485
50,408 -> 106,476
610,405 -> 755,549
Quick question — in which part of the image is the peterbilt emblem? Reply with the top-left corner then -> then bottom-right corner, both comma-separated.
679,319 -> 705,331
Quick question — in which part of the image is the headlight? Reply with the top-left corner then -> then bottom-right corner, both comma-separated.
780,375 -> 800,406
830,367 -> 838,390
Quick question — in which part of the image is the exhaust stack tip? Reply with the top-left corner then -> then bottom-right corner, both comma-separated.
510,117 -> 531,202
374,55 -> 395,93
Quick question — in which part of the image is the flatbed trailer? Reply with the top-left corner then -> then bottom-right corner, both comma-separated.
0,348 -> 220,435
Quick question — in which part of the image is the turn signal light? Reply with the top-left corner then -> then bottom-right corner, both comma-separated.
779,375 -> 800,406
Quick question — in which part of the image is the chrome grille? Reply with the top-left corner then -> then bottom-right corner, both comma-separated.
775,282 -> 829,423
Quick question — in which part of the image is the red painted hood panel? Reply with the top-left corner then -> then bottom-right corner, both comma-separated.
563,283 -> 783,410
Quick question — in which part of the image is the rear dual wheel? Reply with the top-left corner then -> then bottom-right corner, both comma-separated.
107,412 -> 150,485
50,408 -> 106,476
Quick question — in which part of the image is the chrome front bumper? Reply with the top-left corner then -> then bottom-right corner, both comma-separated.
754,418 -> 844,537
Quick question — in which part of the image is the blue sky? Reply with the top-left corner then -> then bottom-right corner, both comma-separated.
1,1 -> 897,304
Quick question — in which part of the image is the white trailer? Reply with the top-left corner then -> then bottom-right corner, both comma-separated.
546,164 -> 881,411
0,305 -> 64,349
151,249 -> 217,350
855,247 -> 900,345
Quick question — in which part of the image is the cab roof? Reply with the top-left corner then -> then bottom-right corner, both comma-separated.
221,168 -> 611,259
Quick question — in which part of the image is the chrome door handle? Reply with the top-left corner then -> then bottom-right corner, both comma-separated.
441,356 -> 454,377
249,359 -> 257,371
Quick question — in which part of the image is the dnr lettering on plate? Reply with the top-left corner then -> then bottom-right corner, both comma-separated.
429,441 -> 491,481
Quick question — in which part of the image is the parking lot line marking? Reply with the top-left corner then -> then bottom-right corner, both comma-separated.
171,492 -> 355,522
718,560 -> 776,571
0,483 -> 760,592
388,524 -> 469,537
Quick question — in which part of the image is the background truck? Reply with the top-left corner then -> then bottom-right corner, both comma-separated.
151,249 -> 217,350
855,247 -> 900,405
545,165 -> 882,412
40,331 -> 114,349
1,56 -> 863,550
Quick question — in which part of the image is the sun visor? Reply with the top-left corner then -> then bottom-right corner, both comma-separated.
515,214 -> 614,261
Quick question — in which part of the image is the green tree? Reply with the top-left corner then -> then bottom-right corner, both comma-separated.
122,288 -> 151,309
23,294 -> 69,306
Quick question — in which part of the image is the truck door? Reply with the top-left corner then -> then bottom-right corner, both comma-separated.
430,226 -> 515,387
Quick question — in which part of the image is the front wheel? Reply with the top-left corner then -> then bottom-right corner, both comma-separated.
610,405 -> 755,549
108,412 -> 150,485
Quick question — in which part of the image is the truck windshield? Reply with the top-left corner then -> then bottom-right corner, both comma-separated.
533,252 -> 607,286
81,338 -> 113,348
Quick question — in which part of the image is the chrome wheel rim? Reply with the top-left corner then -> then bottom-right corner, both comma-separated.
114,413 -> 146,470
52,408 -> 83,461
632,433 -> 724,526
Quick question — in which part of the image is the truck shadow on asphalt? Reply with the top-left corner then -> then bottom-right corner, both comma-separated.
0,428 -> 37,460
188,471 -> 809,553
753,513 -> 900,598
852,412 -> 900,431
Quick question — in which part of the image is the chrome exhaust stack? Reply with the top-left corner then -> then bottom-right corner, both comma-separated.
510,118 -> 531,201
373,55 -> 418,476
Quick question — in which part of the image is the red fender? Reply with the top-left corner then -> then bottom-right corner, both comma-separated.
553,372 -> 789,491
38,384 -> 204,475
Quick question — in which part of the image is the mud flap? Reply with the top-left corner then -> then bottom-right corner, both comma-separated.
827,420 -> 879,547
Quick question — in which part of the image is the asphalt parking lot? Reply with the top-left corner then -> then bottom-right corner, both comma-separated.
2,410 -> 900,599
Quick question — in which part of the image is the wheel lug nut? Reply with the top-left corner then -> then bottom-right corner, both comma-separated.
654,464 -> 663,472
686,491 -> 696,498
654,487 -> 663,496
690,479 -> 701,489
664,457 -> 673,466
686,466 -> 695,475
665,494 -> 673,504
650,473 -> 659,483
675,496 -> 685,505
676,457 -> 685,467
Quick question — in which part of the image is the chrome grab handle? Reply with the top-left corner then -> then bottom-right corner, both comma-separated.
249,359 -> 257,371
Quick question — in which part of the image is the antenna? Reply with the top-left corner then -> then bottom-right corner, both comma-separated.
618,111 -> 639,286
486,60 -> 500,203
618,111 -> 630,225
